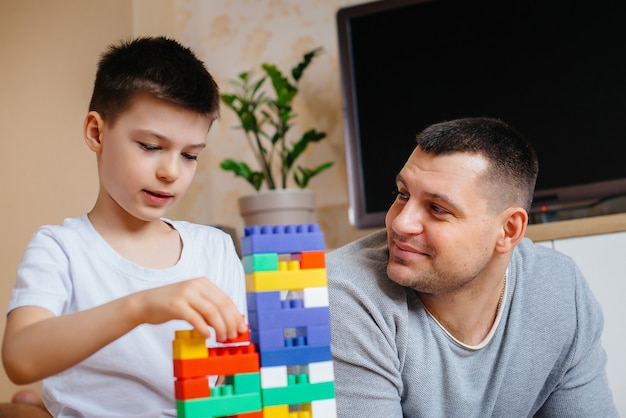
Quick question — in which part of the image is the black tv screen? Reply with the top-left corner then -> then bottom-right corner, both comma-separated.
337,0 -> 626,229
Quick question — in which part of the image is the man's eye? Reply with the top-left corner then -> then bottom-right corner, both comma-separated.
392,190 -> 409,201
431,205 -> 450,215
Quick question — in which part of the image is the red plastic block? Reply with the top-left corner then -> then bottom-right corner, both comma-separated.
292,250 -> 326,269
221,326 -> 251,344
174,345 -> 260,378
206,344 -> 260,376
174,376 -> 210,400
174,357 -> 209,379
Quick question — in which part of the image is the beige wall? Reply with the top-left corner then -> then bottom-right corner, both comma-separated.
0,0 -> 375,402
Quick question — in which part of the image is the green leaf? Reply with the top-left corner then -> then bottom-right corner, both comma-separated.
220,159 -> 265,191
263,63 -> 297,106
285,129 -> 327,170
293,161 -> 334,188
292,47 -> 323,81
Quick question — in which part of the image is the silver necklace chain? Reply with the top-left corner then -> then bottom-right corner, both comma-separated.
497,274 -> 507,314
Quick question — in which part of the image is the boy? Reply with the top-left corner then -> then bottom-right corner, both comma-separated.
1,36 -> 247,417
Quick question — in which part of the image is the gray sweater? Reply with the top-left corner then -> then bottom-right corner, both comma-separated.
327,230 -> 618,417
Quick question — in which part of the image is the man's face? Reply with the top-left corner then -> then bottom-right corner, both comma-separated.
385,147 -> 503,295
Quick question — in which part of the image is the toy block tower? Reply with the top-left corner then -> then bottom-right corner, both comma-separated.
243,224 -> 336,417
173,329 -> 263,418
172,223 -> 336,417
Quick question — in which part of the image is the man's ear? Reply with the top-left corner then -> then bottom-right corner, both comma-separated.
83,111 -> 105,152
495,207 -> 528,254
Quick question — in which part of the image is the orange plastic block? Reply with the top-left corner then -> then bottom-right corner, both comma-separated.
292,251 -> 326,269
174,376 -> 210,400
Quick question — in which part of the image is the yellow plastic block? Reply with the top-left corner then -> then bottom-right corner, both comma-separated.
262,404 -> 290,418
172,330 -> 208,360
245,268 -> 327,292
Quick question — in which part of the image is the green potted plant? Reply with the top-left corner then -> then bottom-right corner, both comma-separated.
220,47 -> 334,225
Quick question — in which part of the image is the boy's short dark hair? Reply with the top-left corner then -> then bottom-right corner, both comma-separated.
88,36 -> 220,124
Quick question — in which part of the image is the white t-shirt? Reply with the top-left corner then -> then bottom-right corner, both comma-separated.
8,214 -> 246,418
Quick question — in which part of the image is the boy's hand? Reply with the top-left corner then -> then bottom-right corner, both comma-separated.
134,277 -> 247,341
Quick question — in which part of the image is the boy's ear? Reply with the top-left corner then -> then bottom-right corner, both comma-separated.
83,111 -> 105,152
495,206 -> 528,254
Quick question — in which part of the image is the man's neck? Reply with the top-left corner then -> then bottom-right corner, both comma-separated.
419,273 -> 507,346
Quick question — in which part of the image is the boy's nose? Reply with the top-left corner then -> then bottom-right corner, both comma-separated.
157,156 -> 179,181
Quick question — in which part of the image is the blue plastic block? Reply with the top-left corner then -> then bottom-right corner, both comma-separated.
241,224 -> 325,255
298,324 -> 331,346
250,328 -> 285,349
258,344 -> 332,367
247,291 -> 282,312
250,304 -> 330,330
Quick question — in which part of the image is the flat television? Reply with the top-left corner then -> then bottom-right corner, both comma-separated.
337,0 -> 626,229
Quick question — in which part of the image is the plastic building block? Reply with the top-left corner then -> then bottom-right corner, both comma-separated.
245,267 -> 327,292
303,287 -> 329,308
306,361 -> 335,384
241,224 -> 325,255
246,291 -> 282,311
258,344 -> 332,368
261,404 -> 291,418
221,324 -> 251,344
248,299 -> 330,330
261,374 -> 335,406
175,376 -> 210,400
305,398 -> 337,417
260,365 -> 288,388
243,253 -> 279,273
173,330 -> 209,360
206,345 -> 260,376
174,344 -> 260,378
176,392 -> 261,418
291,251 -> 326,269
300,325 -> 331,346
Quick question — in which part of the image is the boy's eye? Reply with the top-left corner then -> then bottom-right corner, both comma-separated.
140,143 -> 159,151
182,153 -> 198,161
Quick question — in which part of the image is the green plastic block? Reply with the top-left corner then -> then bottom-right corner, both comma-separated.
243,253 -> 279,273
262,380 -> 335,406
176,390 -> 262,418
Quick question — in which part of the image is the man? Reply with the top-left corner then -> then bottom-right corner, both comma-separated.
327,117 -> 618,417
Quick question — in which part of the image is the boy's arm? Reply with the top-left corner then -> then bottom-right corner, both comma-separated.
2,277 -> 246,385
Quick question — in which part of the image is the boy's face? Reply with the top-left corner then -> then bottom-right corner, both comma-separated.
90,93 -> 211,223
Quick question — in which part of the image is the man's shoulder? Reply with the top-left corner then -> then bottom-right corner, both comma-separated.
327,229 -> 387,264
326,229 -> 390,288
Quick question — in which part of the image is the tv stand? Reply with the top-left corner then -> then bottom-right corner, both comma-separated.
525,212 -> 626,242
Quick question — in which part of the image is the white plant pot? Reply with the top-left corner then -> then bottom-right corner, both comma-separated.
238,189 -> 315,227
